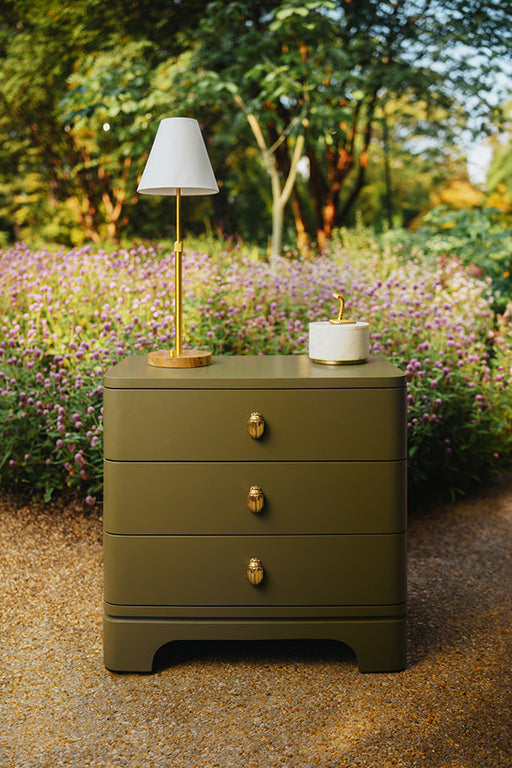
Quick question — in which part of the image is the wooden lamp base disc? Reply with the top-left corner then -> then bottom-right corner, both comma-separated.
147,349 -> 212,368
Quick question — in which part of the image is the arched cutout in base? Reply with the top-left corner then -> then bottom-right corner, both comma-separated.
152,638 -> 357,672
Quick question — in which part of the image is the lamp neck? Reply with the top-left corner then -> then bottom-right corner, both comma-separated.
175,187 -> 181,246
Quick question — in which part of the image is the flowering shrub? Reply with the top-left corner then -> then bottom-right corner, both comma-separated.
378,205 -> 512,311
1,239 -> 511,506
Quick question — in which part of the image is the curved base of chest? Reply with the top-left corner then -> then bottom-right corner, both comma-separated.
103,613 -> 407,674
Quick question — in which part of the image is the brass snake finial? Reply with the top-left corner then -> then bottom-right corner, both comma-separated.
329,293 -> 356,325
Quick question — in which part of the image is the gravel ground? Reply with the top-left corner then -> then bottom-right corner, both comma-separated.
1,477 -> 512,768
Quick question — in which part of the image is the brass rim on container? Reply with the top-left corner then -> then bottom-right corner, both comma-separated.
309,357 -> 368,366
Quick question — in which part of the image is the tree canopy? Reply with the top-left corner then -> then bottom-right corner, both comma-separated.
1,0 -> 511,251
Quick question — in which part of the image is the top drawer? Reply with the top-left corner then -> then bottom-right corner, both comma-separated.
103,387 -> 406,462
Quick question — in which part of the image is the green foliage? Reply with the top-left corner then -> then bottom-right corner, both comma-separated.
2,1 -> 512,248
410,205 -> 512,310
0,0 -> 214,246
1,233 -> 512,506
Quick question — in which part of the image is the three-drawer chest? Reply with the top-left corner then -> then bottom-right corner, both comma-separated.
103,354 -> 407,673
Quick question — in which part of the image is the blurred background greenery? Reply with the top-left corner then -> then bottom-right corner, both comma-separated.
1,0 -> 512,256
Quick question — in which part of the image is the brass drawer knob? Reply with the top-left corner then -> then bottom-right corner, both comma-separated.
246,557 -> 265,586
247,485 -> 265,514
247,412 -> 265,439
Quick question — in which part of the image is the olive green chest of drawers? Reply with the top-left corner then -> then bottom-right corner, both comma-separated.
103,354 -> 407,673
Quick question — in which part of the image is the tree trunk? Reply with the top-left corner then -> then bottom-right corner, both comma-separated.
235,95 -> 305,257
270,169 -> 284,257
290,189 -> 310,255
306,98 -> 377,239
306,147 -> 329,248
382,114 -> 393,228
271,199 -> 284,257
64,195 -> 101,242
272,132 -> 310,255
336,112 -> 374,227
99,157 -> 132,240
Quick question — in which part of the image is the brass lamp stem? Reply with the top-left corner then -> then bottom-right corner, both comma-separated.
174,187 -> 183,357
147,185 -> 211,367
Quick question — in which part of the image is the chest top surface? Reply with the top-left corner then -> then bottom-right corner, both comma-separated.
104,354 -> 405,390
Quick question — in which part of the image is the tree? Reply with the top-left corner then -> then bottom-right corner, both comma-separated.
0,0 -> 210,245
355,97 -> 470,229
173,0 -> 512,251
58,41 -> 157,242
175,0 -> 356,252
1,0 -> 512,249
486,101 -> 512,203
232,95 -> 305,256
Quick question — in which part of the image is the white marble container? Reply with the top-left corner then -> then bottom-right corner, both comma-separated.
308,320 -> 370,365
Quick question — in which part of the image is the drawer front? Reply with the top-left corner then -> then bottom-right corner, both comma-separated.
104,460 -> 406,535
103,387 -> 406,461
104,533 -> 406,607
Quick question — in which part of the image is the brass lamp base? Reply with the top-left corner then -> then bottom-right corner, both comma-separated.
147,349 -> 212,368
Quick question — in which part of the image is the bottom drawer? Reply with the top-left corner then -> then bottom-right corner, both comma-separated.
104,533 -> 406,607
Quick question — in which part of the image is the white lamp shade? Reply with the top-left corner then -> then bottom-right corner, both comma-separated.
137,117 -> 219,196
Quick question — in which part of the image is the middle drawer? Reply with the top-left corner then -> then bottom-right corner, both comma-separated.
104,460 -> 406,535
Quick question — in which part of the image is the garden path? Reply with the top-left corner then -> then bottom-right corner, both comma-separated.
1,474 -> 511,767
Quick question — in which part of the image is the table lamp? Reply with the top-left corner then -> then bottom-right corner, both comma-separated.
137,117 -> 219,367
